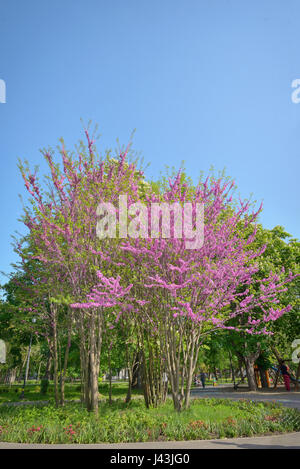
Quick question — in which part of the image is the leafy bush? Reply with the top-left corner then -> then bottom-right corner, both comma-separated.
40,380 -> 49,395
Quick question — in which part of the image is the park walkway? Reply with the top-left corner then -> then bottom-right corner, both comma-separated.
190,385 -> 300,410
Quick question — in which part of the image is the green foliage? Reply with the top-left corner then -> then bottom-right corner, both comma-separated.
255,353 -> 273,371
224,225 -> 300,365
0,381 -> 142,404
40,379 -> 49,395
0,398 -> 299,444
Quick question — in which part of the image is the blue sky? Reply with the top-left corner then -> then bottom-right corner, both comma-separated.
0,0 -> 299,283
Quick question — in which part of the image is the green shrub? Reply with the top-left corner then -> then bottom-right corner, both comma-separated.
0,388 -> 9,394
0,398 -> 299,444
40,379 -> 49,395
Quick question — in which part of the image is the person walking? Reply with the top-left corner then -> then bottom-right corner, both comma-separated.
200,371 -> 206,389
280,360 -> 291,391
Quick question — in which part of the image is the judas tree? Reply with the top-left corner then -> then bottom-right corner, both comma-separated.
18,130 -> 298,412
76,168 -> 298,411
18,131 -> 151,413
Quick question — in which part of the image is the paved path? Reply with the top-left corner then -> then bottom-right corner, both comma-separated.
0,432 -> 299,449
191,387 -> 300,410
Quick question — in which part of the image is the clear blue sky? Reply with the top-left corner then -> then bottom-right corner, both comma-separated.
0,0 -> 299,283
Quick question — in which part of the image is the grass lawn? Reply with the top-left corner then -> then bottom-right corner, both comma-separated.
0,397 -> 299,444
0,378 -> 234,404
0,381 -> 143,404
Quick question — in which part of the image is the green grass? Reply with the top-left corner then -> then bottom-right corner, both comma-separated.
0,378 -> 233,404
0,398 -> 299,444
0,381 -> 142,404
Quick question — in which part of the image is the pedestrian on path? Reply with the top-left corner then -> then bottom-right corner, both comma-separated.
280,360 -> 291,391
200,371 -> 206,389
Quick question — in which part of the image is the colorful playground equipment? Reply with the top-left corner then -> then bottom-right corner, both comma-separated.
269,347 -> 300,389
233,350 -> 300,390
269,365 -> 300,387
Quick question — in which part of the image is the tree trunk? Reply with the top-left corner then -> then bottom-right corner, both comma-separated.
245,357 -> 258,391
108,347 -> 112,405
37,361 -> 42,383
52,305 -> 60,407
89,311 -> 99,415
41,350 -> 52,394
126,370 -> 132,404
131,351 -> 143,389
44,351 -> 52,381
229,351 -> 235,385
238,357 -> 245,382
60,315 -> 72,406
258,366 -> 269,388
9,368 -> 16,385
125,345 -> 135,404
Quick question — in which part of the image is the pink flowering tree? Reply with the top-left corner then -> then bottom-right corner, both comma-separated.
18,129 -> 298,412
111,173 -> 298,410
18,130 -> 151,413
73,166 -> 298,411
